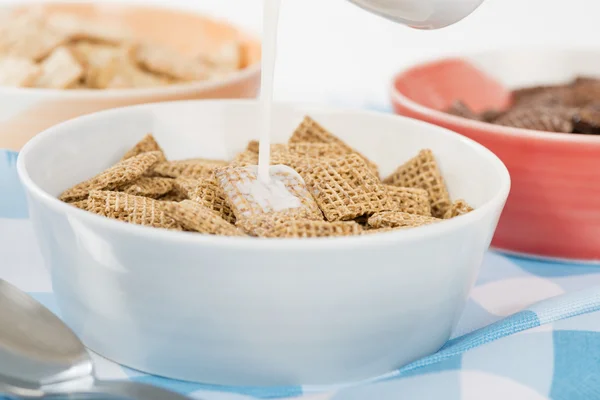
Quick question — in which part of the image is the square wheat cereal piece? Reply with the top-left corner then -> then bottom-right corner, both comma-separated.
121,134 -> 166,161
383,149 -> 451,218
101,45 -> 173,89
231,144 -> 315,169
444,199 -> 474,219
59,151 -> 162,203
172,177 -> 201,198
230,150 -> 255,167
272,220 -> 362,238
368,211 -> 440,230
34,46 -> 83,89
0,14 -> 67,61
201,40 -> 243,75
238,213 -> 362,238
216,165 -> 322,221
235,210 -> 291,236
271,143 -> 344,169
134,43 -> 208,81
230,149 -> 259,167
230,145 -> 338,172
246,140 -> 260,153
121,177 -> 174,199
107,62 -> 173,89
288,142 -> 350,159
151,158 -> 228,179
88,190 -> 182,230
70,199 -> 88,210
158,190 -> 189,202
230,146 -> 316,171
255,144 -> 345,176
70,42 -> 132,89
289,116 -> 379,176
302,154 -> 394,222
385,185 -> 431,216
164,200 -> 244,236
0,56 -> 41,87
46,13 -> 132,44
190,176 -> 236,224
270,144 -> 319,169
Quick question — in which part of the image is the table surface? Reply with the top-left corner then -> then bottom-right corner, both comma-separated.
3,135 -> 600,400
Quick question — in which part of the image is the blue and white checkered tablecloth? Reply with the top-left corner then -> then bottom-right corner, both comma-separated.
2,108 -> 600,399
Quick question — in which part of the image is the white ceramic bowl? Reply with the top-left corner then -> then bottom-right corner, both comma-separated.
17,100 -> 510,386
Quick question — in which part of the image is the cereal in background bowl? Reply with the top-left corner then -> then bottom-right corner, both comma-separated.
444,76 -> 600,135
0,1 -> 261,151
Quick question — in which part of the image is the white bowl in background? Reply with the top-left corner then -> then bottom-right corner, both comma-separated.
0,1 -> 261,152
17,100 -> 510,386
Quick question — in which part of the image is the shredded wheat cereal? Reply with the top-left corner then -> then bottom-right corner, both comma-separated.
443,199 -> 474,219
59,151 -> 162,202
58,117 -> 475,238
383,149 -> 451,218
122,177 -> 174,198
164,200 -> 245,236
172,177 -> 201,198
158,190 -> 189,202
88,190 -> 182,230
122,134 -> 166,161
216,165 -> 322,221
190,177 -> 237,224
368,211 -> 440,230
246,140 -> 260,153
289,116 -> 379,176
303,154 -> 394,221
70,199 -> 88,210
151,158 -> 228,179
238,214 -> 362,238
385,185 -> 431,216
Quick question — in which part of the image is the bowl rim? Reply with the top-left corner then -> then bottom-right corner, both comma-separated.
390,46 -> 600,145
0,0 -> 261,99
17,99 -> 511,250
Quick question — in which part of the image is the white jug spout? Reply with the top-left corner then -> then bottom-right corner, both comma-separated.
346,0 -> 485,29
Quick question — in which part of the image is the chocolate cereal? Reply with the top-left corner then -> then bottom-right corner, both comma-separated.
445,76 -> 600,135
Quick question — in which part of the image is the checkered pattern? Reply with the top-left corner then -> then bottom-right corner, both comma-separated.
3,117 -> 600,399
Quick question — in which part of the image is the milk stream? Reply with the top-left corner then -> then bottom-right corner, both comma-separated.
257,0 -> 281,183
244,0 -> 305,212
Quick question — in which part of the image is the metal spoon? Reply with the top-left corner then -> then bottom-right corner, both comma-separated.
0,279 -> 192,400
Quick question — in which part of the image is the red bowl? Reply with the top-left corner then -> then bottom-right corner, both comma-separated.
391,49 -> 600,262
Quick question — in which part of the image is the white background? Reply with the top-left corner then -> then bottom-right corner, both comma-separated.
20,0 -> 600,104
158,0 -> 600,106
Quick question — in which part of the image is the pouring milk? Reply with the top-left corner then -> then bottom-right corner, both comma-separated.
253,0 -> 485,201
